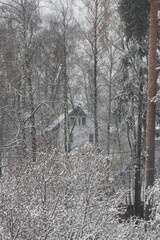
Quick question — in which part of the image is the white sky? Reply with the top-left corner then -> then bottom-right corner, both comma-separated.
40,0 -> 83,18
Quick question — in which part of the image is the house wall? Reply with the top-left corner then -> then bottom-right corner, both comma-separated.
71,117 -> 94,150
52,116 -> 95,151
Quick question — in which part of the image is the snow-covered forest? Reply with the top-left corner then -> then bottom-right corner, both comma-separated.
0,0 -> 160,239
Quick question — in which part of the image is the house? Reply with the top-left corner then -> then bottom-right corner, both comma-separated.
46,106 -> 95,151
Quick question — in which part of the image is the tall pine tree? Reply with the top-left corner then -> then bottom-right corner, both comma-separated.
145,0 -> 159,220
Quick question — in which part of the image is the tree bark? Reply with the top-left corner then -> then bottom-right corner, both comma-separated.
107,54 -> 113,155
145,0 -> 158,220
62,13 -> 69,154
27,59 -> 36,162
93,0 -> 99,145
134,80 -> 143,217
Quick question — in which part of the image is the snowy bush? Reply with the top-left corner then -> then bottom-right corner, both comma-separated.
2,146 -> 160,239
0,145 -> 125,240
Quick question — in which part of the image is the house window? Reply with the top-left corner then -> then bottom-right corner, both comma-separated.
82,117 -> 86,125
89,134 -> 94,143
70,117 -> 76,125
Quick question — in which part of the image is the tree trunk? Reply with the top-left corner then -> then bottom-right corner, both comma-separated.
63,60 -> 69,153
27,60 -> 36,162
93,0 -> 98,145
19,62 -> 27,155
63,17 -> 69,154
134,80 -> 143,217
145,0 -> 158,220
107,55 -> 112,155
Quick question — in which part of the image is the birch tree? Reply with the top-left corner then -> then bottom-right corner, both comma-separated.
0,0 -> 41,161
49,0 -> 78,153
78,0 -> 114,145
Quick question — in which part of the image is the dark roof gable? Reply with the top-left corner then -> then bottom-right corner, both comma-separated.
68,106 -> 87,117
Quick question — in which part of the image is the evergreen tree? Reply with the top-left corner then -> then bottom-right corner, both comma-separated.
118,0 -> 150,217
119,0 -> 150,43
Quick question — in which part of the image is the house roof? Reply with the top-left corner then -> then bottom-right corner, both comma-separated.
68,106 -> 87,117
45,106 -> 87,132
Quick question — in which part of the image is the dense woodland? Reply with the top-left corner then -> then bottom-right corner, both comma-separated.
0,0 -> 160,239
